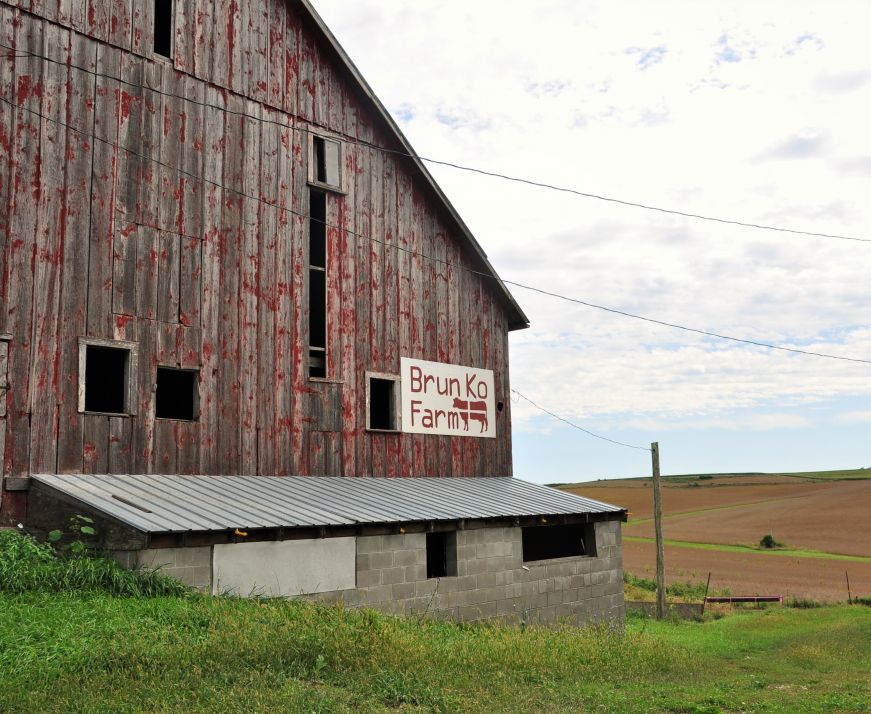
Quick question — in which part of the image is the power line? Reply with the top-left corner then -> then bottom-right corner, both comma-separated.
2,42 -> 869,245
511,389 -> 651,452
500,280 -> 871,366
1,91 -> 869,367
416,158 -> 871,243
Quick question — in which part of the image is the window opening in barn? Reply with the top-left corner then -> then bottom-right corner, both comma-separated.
309,133 -> 342,192
426,531 -> 457,579
155,367 -> 199,421
309,189 -> 327,378
84,346 -> 130,414
521,523 -> 596,562
153,0 -> 174,59
367,374 -> 399,431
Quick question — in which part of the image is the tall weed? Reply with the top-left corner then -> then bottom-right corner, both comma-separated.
0,529 -> 188,597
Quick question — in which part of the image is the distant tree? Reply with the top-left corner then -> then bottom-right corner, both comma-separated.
759,533 -> 780,549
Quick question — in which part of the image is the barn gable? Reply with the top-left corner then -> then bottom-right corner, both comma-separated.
0,0 -> 531,522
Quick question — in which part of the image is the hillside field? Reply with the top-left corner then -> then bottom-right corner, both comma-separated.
562,470 -> 871,602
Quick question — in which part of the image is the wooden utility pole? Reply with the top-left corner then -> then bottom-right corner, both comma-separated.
651,442 -> 666,619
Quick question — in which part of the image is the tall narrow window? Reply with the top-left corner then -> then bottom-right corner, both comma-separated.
309,189 -> 327,378
153,0 -> 174,59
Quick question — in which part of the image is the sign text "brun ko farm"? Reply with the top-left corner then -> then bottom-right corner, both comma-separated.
400,357 -> 495,438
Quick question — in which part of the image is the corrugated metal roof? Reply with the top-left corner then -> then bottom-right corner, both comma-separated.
31,474 -> 624,534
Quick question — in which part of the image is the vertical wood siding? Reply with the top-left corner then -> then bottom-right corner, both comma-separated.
0,0 -> 517,523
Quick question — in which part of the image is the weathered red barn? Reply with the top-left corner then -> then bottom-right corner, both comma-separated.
1,0 -> 626,624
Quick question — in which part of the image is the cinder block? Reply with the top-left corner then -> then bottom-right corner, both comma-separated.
457,544 -> 476,561
432,606 -> 459,621
356,536 -> 383,554
356,569 -> 381,588
393,549 -> 419,567
464,557 -> 488,576
547,590 -> 564,607
415,579 -> 438,598
404,564 -> 426,582
381,567 -> 405,585
401,533 -> 426,549
476,571 -> 507,589
362,584 -> 392,604
369,551 -> 394,570
522,592 -> 548,610
459,601 -> 497,621
391,582 -> 416,600
477,586 -> 507,604
356,553 -> 371,571
496,598 -> 517,617
454,574 -> 477,591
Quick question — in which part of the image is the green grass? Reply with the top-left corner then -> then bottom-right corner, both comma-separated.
0,529 -> 190,596
1,530 -> 870,712
558,468 -> 871,487
624,535 -> 871,563
785,468 -> 871,481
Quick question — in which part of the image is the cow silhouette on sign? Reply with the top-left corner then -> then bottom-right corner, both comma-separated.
452,397 -> 488,433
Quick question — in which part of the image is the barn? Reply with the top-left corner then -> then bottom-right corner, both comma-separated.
0,0 -> 626,624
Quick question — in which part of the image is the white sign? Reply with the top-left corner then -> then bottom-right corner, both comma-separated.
400,357 -> 496,438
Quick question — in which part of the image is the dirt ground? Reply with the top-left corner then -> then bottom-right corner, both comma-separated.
623,539 -> 871,603
561,474 -> 871,601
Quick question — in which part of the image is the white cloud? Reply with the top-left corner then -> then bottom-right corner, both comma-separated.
312,0 -> 871,472
836,411 -> 871,424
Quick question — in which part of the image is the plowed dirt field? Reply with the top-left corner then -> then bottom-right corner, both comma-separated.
562,473 -> 871,601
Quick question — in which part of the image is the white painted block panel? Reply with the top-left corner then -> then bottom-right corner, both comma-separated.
212,538 -> 356,597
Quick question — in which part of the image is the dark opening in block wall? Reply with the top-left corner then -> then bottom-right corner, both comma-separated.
521,523 -> 596,562
426,531 -> 457,579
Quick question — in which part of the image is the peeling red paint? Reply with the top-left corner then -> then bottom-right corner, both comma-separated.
120,91 -> 135,122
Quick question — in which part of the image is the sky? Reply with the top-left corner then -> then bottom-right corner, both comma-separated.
312,0 -> 871,483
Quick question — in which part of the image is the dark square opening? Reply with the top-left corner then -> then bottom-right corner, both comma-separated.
426,531 -> 457,579
521,523 -> 595,562
155,367 -> 198,421
368,377 -> 396,430
153,0 -> 173,58
84,345 -> 129,414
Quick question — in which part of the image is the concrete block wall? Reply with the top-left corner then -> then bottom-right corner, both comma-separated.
314,519 -> 624,625
112,546 -> 212,590
116,519 -> 625,626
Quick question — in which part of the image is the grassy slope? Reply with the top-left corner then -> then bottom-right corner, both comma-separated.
1,593 -> 869,713
623,536 -> 871,563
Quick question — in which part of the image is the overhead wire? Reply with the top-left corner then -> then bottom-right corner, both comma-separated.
2,42 -> 869,244
510,389 -> 651,452
1,90 -> 869,367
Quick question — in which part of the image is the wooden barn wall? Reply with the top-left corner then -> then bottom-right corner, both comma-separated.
0,1 -> 515,522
